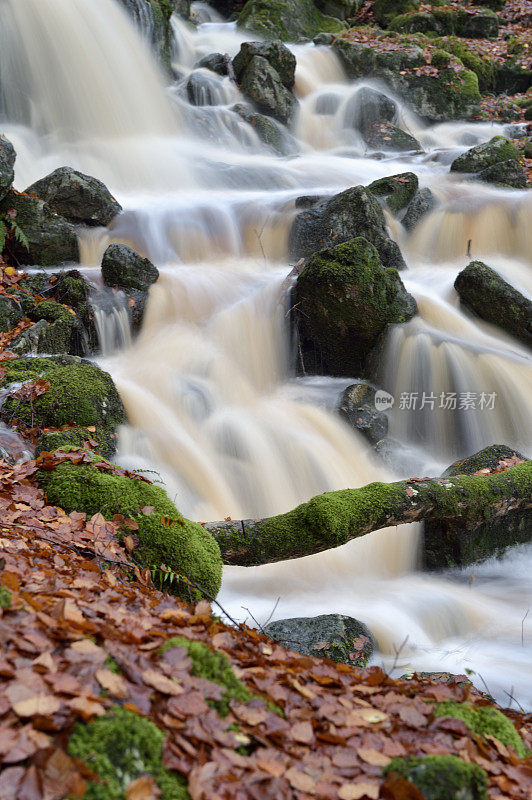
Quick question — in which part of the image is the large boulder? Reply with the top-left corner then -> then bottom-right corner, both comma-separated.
237,0 -> 345,42
263,614 -> 374,667
233,40 -> 296,89
402,187 -> 437,230
26,167 -> 122,227
289,185 -> 406,270
10,301 -> 87,358
0,191 -> 79,267
101,244 -> 159,292
390,7 -> 499,39
0,136 -> 15,203
0,356 -> 126,444
333,36 -> 480,122
343,87 -> 397,134
338,382 -> 388,444
454,261 -> 532,347
293,237 -> 417,375
239,55 -> 298,125
368,172 -> 419,215
450,136 -> 526,188
424,446 -> 531,569
362,122 -> 422,152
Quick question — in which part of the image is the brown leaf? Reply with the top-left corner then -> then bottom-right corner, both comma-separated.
291,720 -> 314,744
67,696 -> 106,720
95,668 -> 129,699
13,694 -> 61,718
357,747 -> 391,767
126,775 -> 161,800
141,670 -> 184,696
285,767 -> 316,794
338,782 -> 380,800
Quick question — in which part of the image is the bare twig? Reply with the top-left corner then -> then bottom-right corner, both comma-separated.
522,609 -> 529,647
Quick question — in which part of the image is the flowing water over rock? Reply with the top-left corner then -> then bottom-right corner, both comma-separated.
2,0 -> 531,708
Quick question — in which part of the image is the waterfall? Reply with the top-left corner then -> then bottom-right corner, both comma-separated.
2,0 -> 531,708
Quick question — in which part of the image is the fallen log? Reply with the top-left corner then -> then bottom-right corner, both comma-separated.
205,461 -> 532,568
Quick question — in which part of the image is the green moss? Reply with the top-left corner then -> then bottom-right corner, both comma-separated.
35,426 -> 115,460
373,0 -> 420,27
434,37 -> 496,91
37,462 -> 222,599
434,701 -> 529,758
451,136 -> 520,173
104,655 -> 122,674
31,301 -> 72,324
0,296 -> 22,333
68,707 -> 189,800
237,0 -> 345,42
368,173 -> 418,214
384,755 -> 488,800
0,586 -> 12,609
160,637 -> 253,716
1,358 -> 125,437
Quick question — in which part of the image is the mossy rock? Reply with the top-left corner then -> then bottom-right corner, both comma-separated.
390,7 -> 499,39
433,37 -> 496,91
68,706 -> 189,800
443,444 -> 528,477
232,104 -> 299,155
26,167 -> 122,227
160,637 -> 255,716
403,187 -> 437,230
0,191 -> 79,267
363,122 -> 421,152
294,237 -> 416,376
368,172 -> 419,214
384,755 -> 488,800
35,426 -> 117,460
263,614 -> 374,667
233,40 -> 296,89
37,462 -> 222,598
117,0 -> 175,72
475,159 -> 527,189
373,0 -> 420,27
239,54 -> 298,125
237,0 -> 346,42
450,135 -> 519,173
434,701 -> 529,758
101,244 -> 159,293
289,185 -> 406,269
454,261 -> 532,346
0,357 -> 125,437
0,296 -> 23,333
0,136 -> 15,204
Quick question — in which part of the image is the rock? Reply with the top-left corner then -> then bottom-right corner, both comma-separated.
195,53 -> 230,76
402,188 -> 437,230
333,36 -> 480,122
454,261 -> 532,347
313,32 -> 335,45
450,135 -> 519,173
338,383 -> 388,444
263,614 -> 374,667
237,0 -> 345,42
10,301 -> 88,357
0,136 -> 15,203
239,55 -> 298,125
362,122 -> 422,152
391,7 -> 499,39
384,755 -> 488,800
0,356 -> 126,442
169,0 -> 191,18
186,71 -> 225,106
343,87 -> 397,133
373,0 -> 420,27
26,167 -> 122,227
461,8 -> 498,38
101,244 -> 159,293
35,426 -> 116,460
233,40 -> 296,89
117,0 -> 175,72
314,0 -> 359,19
373,436 -> 409,473
205,0 -> 247,15
293,237 -> 417,376
424,445 -> 530,569
289,185 -> 406,270
0,191 -> 79,267
443,444 -> 528,477
315,92 -> 342,115
232,104 -> 299,155
368,172 -> 419,215
475,159 -> 527,189
0,296 -> 22,333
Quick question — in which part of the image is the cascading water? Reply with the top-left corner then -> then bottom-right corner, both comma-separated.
2,0 -> 531,708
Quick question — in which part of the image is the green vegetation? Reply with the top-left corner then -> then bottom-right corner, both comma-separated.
434,701 -> 529,758
37,462 -> 223,599
0,586 -> 12,609
384,755 -> 488,800
237,0 -> 345,42
68,707 -> 189,800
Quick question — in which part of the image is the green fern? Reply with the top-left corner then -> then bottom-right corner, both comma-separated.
0,221 -> 7,254
12,221 -> 29,251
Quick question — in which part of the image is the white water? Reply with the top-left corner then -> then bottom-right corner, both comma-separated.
2,0 -> 531,708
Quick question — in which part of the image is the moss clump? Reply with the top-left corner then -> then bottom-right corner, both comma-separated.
434,701 -> 529,758
384,755 -> 488,800
0,586 -> 12,609
1,357 -> 125,437
451,136 -> 520,173
68,707 -> 188,800
373,0 -> 420,27
237,0 -> 345,42
444,444 -> 527,477
434,37 -> 496,91
160,637 -> 253,716
368,172 -> 419,214
35,426 -> 116,460
37,462 -> 222,599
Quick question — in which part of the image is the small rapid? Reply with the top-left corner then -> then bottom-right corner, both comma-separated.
1,0 -> 530,709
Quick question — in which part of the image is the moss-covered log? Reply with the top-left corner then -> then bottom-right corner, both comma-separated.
205,461 -> 532,567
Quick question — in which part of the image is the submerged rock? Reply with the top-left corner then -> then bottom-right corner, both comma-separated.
26,167 -> 122,227
0,191 -> 79,267
0,136 -> 15,203
338,382 -> 389,444
263,614 -> 374,667
195,52 -> 230,76
237,0 -> 345,42
101,244 -> 159,293
344,87 -> 397,134
289,185 -> 406,269
239,54 -> 298,124
233,40 -> 296,89
454,261 -> 532,347
294,237 -> 417,376
232,104 -> 299,155
450,135 -> 526,187
186,71 -> 226,106
368,172 -> 419,215
363,122 -> 422,152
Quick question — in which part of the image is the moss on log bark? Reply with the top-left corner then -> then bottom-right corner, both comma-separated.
205,461 -> 532,567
